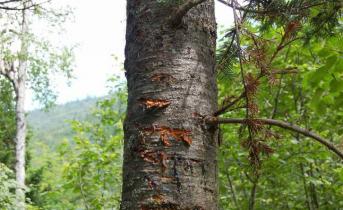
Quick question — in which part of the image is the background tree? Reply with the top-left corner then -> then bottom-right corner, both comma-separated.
0,0 -> 73,208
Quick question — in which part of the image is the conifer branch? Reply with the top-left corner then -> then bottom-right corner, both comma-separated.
214,92 -> 245,116
217,0 -> 330,15
207,117 -> 343,160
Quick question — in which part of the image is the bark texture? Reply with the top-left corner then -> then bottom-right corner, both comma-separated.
15,78 -> 26,210
15,8 -> 28,210
121,0 -> 218,209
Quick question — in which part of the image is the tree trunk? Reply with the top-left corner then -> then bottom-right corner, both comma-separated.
121,0 -> 218,209
226,170 -> 240,210
15,79 -> 26,210
15,8 -> 28,210
248,177 -> 258,210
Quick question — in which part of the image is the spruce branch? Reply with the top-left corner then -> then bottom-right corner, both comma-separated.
207,117 -> 343,160
214,92 -> 245,116
232,0 -> 250,122
217,0 -> 331,15
214,67 -> 296,116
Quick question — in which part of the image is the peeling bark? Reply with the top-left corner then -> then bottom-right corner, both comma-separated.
121,0 -> 218,209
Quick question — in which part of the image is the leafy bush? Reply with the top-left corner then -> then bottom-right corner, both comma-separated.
0,163 -> 17,210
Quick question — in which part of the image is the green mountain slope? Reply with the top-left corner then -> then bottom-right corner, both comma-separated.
27,97 -> 99,148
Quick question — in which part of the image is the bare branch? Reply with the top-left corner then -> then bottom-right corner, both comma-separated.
214,92 -> 245,116
217,0 -> 261,13
269,37 -> 302,65
0,60 -> 18,89
272,68 -> 298,75
0,60 -> 6,76
207,117 -> 343,160
0,0 -> 22,5
232,0 -> 256,146
0,0 -> 51,11
214,66 -> 298,116
169,0 -> 207,27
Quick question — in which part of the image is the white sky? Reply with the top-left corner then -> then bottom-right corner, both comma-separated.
26,0 -> 234,110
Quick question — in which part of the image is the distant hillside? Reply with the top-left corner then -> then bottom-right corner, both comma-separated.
27,97 -> 99,148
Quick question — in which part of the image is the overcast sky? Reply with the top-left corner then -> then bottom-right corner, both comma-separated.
26,0 -> 234,110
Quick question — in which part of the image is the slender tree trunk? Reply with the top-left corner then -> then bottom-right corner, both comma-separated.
248,177 -> 259,210
15,79 -> 26,210
299,162 -> 311,210
121,0 -> 218,209
226,170 -> 240,210
15,8 -> 28,210
308,165 -> 319,210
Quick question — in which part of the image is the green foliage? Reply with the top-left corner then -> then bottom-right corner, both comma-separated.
0,1 -> 75,108
10,1 -> 341,209
26,98 -> 106,209
247,0 -> 342,40
0,79 -> 16,168
216,7 -> 343,209
0,3 -> 75,208
28,97 -> 99,149
59,83 -> 126,209
0,78 -> 52,209
217,27 -> 239,81
25,79 -> 127,209
0,163 -> 17,210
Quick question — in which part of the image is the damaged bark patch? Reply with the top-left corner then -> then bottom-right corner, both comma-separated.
139,150 -> 169,172
160,130 -> 172,146
139,98 -> 171,109
139,150 -> 159,164
160,152 -> 168,172
140,203 -> 180,210
161,176 -> 174,183
151,73 -> 176,83
152,194 -> 165,204
144,126 -> 192,146
146,176 -> 157,189
141,203 -> 205,210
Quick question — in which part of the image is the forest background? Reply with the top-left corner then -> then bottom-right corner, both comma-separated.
0,0 -> 342,209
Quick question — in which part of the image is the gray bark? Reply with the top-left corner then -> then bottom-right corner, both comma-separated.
15,77 -> 26,210
15,8 -> 29,210
121,0 -> 218,209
